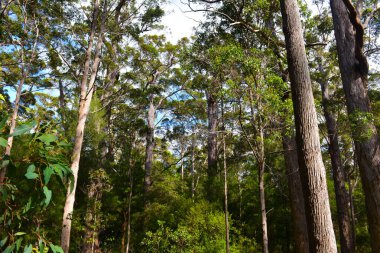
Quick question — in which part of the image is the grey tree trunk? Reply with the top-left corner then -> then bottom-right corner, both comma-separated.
330,0 -> 380,249
280,0 -> 337,251
144,95 -> 155,194
206,92 -> 218,202
319,74 -> 355,253
282,134 -> 309,253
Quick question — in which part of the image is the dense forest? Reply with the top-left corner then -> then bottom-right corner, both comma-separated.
1,0 -> 380,252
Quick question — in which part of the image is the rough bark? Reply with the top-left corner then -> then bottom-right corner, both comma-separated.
144,95 -> 155,194
206,91 -> 218,202
61,1 -> 105,251
319,76 -> 355,253
282,134 -> 309,253
280,0 -> 337,251
330,0 -> 380,249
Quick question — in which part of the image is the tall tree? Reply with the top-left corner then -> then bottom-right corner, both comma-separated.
330,0 -> 380,249
61,0 -> 106,251
280,0 -> 337,251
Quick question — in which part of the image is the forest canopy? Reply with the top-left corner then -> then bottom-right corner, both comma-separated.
0,0 -> 380,252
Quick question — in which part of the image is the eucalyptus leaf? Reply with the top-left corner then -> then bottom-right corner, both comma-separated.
10,120 -> 37,137
43,186 -> 52,206
0,137 -> 7,147
23,244 -> 32,253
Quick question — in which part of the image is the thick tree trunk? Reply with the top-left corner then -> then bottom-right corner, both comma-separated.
144,95 -> 155,194
282,134 -> 309,253
319,76 -> 355,253
280,0 -> 337,251
330,0 -> 380,249
206,92 -> 218,202
61,1 -> 104,251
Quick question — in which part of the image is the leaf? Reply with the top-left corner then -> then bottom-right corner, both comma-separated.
51,164 -> 63,181
37,134 -> 57,144
15,238 -> 23,251
25,164 -> 38,180
14,232 -> 26,236
3,244 -> 15,253
10,120 -> 37,137
43,166 -> 54,185
43,186 -> 52,206
49,243 -> 56,253
23,244 -> 32,253
0,137 -> 7,147
0,116 -> 8,130
0,236 -> 7,247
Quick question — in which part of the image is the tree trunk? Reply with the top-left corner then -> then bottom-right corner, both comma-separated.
330,0 -> 380,249
0,75 -> 25,184
258,127 -> 269,253
280,0 -> 337,251
221,99 -> 230,253
319,75 -> 355,253
282,134 -> 309,253
191,135 -> 195,199
61,1 -> 104,251
206,91 -> 218,202
144,95 -> 155,194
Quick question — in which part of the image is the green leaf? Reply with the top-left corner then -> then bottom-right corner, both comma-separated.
43,166 -> 54,185
22,197 -> 31,214
0,236 -> 8,247
43,186 -> 52,206
0,116 -> 8,130
0,137 -> 7,147
25,164 -> 38,180
49,243 -> 56,253
14,232 -> 26,236
15,238 -> 23,251
3,244 -> 15,253
23,244 -> 32,253
38,134 -> 57,144
11,120 -> 37,137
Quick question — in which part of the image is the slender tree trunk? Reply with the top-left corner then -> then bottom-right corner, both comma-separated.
330,0 -> 380,249
258,127 -> 268,253
83,182 -> 101,253
61,1 -> 105,251
221,98 -> 230,253
144,95 -> 155,194
0,11 -> 39,184
280,0 -> 337,251
206,91 -> 218,202
282,134 -> 309,253
191,135 -> 195,199
0,74 -> 25,184
319,75 -> 355,253
181,144 -> 184,180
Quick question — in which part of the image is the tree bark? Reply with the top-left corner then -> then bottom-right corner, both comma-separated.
319,74 -> 355,253
206,91 -> 218,202
330,0 -> 380,249
0,75 -> 25,184
280,0 -> 337,251
282,134 -> 309,253
144,95 -> 155,194
61,1 -> 105,251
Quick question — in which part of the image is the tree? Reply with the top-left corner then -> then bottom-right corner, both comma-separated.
330,0 -> 380,249
280,0 -> 337,251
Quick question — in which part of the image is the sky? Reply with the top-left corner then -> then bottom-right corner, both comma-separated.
161,0 -> 204,43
